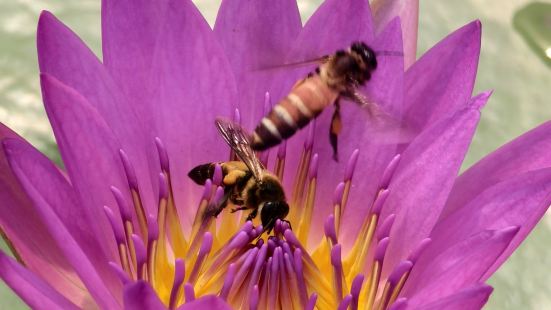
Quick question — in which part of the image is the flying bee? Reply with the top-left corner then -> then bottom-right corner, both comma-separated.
188,118 -> 289,233
252,41 -> 401,160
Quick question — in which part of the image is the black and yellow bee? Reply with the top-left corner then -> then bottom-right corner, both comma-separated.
188,119 -> 289,233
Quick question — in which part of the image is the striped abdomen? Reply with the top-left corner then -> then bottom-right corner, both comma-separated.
251,75 -> 339,151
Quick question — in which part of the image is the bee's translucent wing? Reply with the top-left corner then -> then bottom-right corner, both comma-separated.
375,50 -> 404,57
349,91 -> 417,144
215,118 -> 264,182
253,55 -> 332,72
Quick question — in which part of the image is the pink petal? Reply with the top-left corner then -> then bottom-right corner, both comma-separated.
0,252 -> 79,310
404,21 -> 481,130
41,74 -> 127,262
413,284 -> 493,310
381,93 -> 488,278
123,281 -> 232,310
4,138 -> 123,304
101,0 -> 167,129
292,0 -> 374,59
177,296 -> 233,310
123,281 -> 165,309
430,168 -> 551,279
0,125 -> 90,306
372,0 -> 419,68
37,11 -> 156,213
214,0 -> 301,130
404,227 -> 517,306
443,120 -> 551,218
148,0 -> 238,229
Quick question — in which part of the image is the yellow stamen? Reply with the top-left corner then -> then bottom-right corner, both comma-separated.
164,172 -> 188,257
118,243 -> 132,276
376,281 -> 392,310
274,154 -> 285,180
148,240 -> 157,286
123,220 -> 137,279
388,271 -> 410,306
290,148 -> 312,216
365,261 -> 381,310
296,175 -> 316,245
345,213 -> 378,281
130,189 -> 148,243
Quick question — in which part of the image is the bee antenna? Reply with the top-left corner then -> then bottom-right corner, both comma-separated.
375,50 -> 404,57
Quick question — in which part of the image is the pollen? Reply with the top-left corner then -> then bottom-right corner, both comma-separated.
103,107 -> 428,310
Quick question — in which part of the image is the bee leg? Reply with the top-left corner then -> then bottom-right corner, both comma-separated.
230,206 -> 249,213
281,220 -> 293,231
213,198 -> 229,217
246,209 -> 258,222
329,98 -> 342,161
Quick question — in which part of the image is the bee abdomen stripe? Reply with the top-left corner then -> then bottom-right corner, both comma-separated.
304,83 -> 325,102
287,94 -> 313,118
252,132 -> 264,145
261,118 -> 283,141
273,105 -> 297,129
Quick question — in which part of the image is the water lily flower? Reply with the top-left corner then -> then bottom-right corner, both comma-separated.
1,0 -> 550,309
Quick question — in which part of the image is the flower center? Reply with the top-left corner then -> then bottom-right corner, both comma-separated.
103,100 -> 428,309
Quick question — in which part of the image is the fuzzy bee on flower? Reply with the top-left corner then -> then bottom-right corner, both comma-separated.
188,118 -> 290,234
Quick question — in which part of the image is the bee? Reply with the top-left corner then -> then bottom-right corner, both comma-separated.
252,41 -> 398,160
188,118 -> 289,233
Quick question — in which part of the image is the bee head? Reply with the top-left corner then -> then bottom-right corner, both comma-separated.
260,201 -> 289,233
351,41 -> 377,72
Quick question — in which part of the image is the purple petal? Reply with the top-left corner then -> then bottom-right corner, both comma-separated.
372,0 -> 419,68
214,0 -> 301,130
0,252 -> 80,310
123,281 -> 165,309
37,11 -> 156,213
413,284 -> 493,310
443,120 -> 551,218
403,227 -> 517,306
101,0 -> 167,129
4,138 -> 123,298
41,74 -> 127,261
431,168 -> 551,279
364,17 -> 405,117
177,295 -> 233,310
404,21 -> 481,130
292,0 -> 374,59
148,0 -> 238,229
0,125 -> 92,306
4,140 -> 122,309
381,93 -> 487,278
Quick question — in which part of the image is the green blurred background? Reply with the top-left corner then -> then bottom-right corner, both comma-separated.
0,0 -> 550,309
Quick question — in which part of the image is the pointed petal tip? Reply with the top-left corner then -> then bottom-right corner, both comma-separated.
471,90 -> 493,110
462,19 -> 482,33
499,225 -> 521,239
38,10 -> 56,26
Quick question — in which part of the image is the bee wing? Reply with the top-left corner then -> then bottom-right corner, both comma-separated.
375,50 -> 404,57
215,118 -> 264,182
349,91 -> 417,144
350,91 -> 389,118
254,55 -> 332,72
